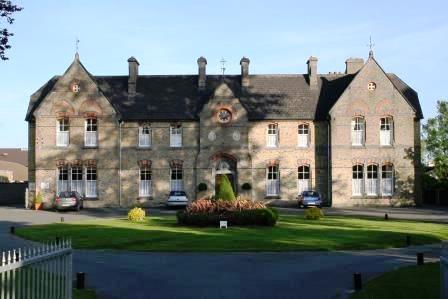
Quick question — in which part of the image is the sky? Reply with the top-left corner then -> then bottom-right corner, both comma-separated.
1,0 -> 447,148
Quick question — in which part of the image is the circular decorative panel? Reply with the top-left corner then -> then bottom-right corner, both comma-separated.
217,108 -> 232,123
208,131 -> 216,141
232,131 -> 240,141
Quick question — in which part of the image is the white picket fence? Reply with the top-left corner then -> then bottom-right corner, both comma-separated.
0,239 -> 72,299
442,254 -> 448,299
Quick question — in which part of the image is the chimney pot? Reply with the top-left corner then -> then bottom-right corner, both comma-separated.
240,57 -> 250,87
307,56 -> 318,88
128,56 -> 139,96
197,56 -> 207,91
345,57 -> 364,74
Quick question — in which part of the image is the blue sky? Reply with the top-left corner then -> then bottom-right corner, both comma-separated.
1,0 -> 447,148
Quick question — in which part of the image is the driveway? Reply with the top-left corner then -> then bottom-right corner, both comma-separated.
0,206 -> 447,299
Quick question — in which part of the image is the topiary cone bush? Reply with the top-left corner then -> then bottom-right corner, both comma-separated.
215,175 -> 236,201
304,207 -> 324,220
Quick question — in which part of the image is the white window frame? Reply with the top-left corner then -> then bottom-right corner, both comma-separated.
56,118 -> 69,147
57,166 -> 69,194
352,164 -> 364,196
266,165 -> 280,196
298,124 -> 310,148
366,164 -> 379,196
297,165 -> 311,194
84,118 -> 98,147
139,124 -> 152,148
351,117 -> 365,146
266,124 -> 279,148
381,164 -> 394,196
170,124 -> 182,148
380,117 -> 393,146
139,167 -> 152,197
70,166 -> 83,196
85,166 -> 97,198
170,166 -> 183,191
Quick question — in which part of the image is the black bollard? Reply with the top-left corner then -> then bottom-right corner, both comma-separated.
56,237 -> 60,245
76,272 -> 85,289
10,226 -> 15,234
353,272 -> 362,291
406,235 -> 411,247
417,252 -> 424,265
384,213 -> 388,220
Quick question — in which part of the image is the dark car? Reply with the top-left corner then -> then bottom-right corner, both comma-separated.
55,191 -> 84,211
298,190 -> 323,208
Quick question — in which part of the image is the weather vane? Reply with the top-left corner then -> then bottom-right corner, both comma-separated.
75,37 -> 80,54
220,57 -> 226,77
368,36 -> 375,57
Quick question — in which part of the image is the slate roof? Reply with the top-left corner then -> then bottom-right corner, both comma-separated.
26,70 -> 423,121
0,148 -> 28,167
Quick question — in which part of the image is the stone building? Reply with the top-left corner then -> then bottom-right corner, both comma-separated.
25,51 -> 423,207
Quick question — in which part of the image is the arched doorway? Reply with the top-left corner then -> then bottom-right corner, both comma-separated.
213,157 -> 237,195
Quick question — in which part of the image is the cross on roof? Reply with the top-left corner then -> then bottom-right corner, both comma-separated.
220,57 -> 226,77
75,37 -> 80,54
368,36 -> 375,57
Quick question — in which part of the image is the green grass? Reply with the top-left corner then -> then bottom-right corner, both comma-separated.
74,289 -> 97,299
350,262 -> 440,299
15,215 -> 448,252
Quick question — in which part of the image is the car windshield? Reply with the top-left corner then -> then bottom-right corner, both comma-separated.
303,191 -> 319,197
170,191 -> 186,196
59,191 -> 76,197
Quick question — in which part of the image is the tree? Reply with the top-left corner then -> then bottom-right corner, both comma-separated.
423,100 -> 448,184
0,0 -> 23,60
215,174 -> 236,201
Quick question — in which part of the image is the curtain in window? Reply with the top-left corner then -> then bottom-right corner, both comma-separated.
352,164 -> 363,196
351,117 -> 365,146
297,165 -> 310,194
56,118 -> 69,147
267,124 -> 279,147
298,124 -> 309,147
366,165 -> 379,196
139,167 -> 152,196
381,164 -> 394,196
266,165 -> 279,196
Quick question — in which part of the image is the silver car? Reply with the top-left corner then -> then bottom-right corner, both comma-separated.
55,191 -> 84,211
298,190 -> 323,208
166,191 -> 189,207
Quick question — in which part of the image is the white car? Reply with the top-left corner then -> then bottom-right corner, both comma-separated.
166,191 -> 189,207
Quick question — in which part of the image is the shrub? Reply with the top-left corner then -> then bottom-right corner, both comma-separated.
127,207 -> 146,222
241,182 -> 252,190
34,192 -> 43,204
215,175 -> 236,201
197,183 -> 208,192
0,175 -> 9,183
304,207 -> 324,220
186,198 -> 266,214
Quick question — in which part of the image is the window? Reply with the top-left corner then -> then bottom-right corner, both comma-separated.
170,166 -> 183,191
71,167 -> 83,195
139,167 -> 152,197
56,119 -> 69,147
170,124 -> 182,147
368,82 -> 377,91
352,164 -> 364,196
85,118 -> 98,147
71,83 -> 80,93
351,117 -> 365,146
57,166 -> 69,194
297,165 -> 311,194
266,165 -> 279,196
139,124 -> 152,147
366,164 -> 379,196
298,124 -> 310,148
381,164 -> 394,196
267,124 -> 279,148
85,167 -> 97,198
380,117 -> 393,146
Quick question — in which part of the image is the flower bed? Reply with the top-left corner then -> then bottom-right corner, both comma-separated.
177,198 -> 278,227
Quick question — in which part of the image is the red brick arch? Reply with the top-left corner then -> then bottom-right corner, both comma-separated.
79,99 -> 103,117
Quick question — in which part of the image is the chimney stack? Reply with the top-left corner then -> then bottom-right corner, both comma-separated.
240,57 -> 250,87
128,56 -> 139,96
197,56 -> 207,91
345,58 -> 364,74
307,56 -> 318,88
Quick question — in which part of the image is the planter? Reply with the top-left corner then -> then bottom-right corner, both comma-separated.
34,203 -> 42,210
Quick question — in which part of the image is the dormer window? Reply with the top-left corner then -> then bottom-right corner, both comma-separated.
367,82 -> 376,91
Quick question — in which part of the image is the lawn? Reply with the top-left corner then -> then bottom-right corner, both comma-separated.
350,262 -> 440,299
15,215 -> 448,252
74,289 -> 97,299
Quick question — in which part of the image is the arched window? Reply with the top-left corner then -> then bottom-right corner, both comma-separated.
266,124 -> 279,148
381,164 -> 394,196
351,117 -> 365,146
298,124 -> 310,148
297,165 -> 311,194
352,164 -> 364,196
266,165 -> 279,196
366,164 -> 379,196
380,117 -> 393,146
139,124 -> 152,147
56,118 -> 69,147
170,165 -> 183,191
139,166 -> 152,197
57,166 -> 69,194
85,118 -> 98,147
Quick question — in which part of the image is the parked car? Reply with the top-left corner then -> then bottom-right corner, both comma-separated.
298,190 -> 323,208
55,191 -> 84,211
166,191 -> 189,207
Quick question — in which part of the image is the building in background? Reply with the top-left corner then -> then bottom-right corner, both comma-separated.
0,148 -> 28,182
